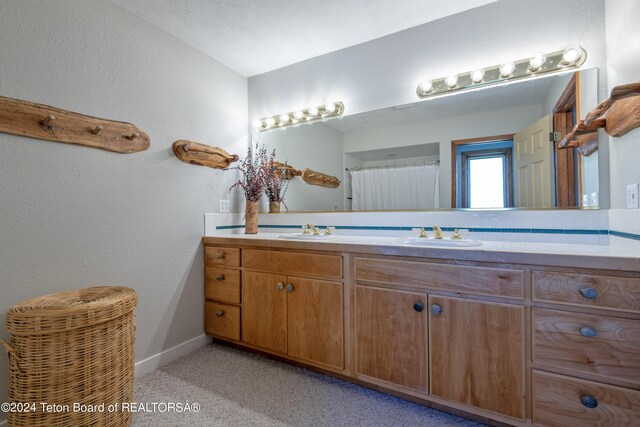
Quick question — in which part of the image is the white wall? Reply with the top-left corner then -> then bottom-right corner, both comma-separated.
605,0 -> 640,208
0,0 -> 247,416
256,122 -> 344,211
344,104 -> 542,207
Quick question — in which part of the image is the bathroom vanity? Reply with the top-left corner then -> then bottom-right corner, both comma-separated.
201,235 -> 640,427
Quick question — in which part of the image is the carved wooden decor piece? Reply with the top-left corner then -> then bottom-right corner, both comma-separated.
172,140 -> 239,169
0,96 -> 150,153
558,117 -> 606,149
301,168 -> 341,188
271,161 -> 301,180
558,81 -> 640,155
584,82 -> 640,126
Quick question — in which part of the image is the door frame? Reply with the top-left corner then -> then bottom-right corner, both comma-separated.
553,73 -> 582,207
451,134 -> 514,208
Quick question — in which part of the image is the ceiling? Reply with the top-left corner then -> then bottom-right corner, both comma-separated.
111,0 -> 497,77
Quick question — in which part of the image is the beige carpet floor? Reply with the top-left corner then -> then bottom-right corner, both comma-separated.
133,343 -> 487,426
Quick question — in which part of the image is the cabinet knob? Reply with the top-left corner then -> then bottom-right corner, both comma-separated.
430,304 -> 442,316
579,287 -> 598,299
286,284 -> 294,292
277,282 -> 284,290
215,253 -> 225,260
580,326 -> 598,338
580,395 -> 598,409
215,274 -> 225,281
413,302 -> 424,312
215,310 -> 225,317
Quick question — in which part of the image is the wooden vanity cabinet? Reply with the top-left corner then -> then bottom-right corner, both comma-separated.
355,285 -> 429,392
429,296 -> 525,419
241,251 -> 344,370
203,239 -> 640,427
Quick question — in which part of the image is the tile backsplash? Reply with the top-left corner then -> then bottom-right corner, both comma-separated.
205,209 -> 620,245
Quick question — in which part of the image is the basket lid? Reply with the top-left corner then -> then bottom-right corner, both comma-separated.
6,286 -> 138,335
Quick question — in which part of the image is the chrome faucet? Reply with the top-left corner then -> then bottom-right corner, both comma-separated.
433,225 -> 444,239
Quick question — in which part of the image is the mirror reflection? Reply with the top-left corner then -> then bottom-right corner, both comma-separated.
257,68 -> 600,211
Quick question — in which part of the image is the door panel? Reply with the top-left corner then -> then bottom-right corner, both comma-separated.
242,271 -> 287,354
515,115 -> 553,207
356,286 -> 428,392
429,296 -> 525,419
287,276 -> 344,369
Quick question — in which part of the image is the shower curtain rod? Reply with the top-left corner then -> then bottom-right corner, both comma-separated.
345,160 -> 439,171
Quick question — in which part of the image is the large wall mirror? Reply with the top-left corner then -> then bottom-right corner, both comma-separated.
256,68 -> 601,212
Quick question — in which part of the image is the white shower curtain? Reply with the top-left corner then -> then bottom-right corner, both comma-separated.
350,164 -> 439,210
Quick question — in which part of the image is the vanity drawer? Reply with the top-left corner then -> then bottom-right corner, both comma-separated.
242,249 -> 342,279
533,309 -> 640,385
354,257 -> 524,299
205,302 -> 240,341
533,271 -> 640,313
205,267 -> 241,304
533,370 -> 640,427
205,246 -> 240,267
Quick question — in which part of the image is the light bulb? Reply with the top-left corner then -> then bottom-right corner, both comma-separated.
529,52 -> 546,71
562,46 -> 582,65
253,119 -> 264,129
308,107 -> 319,117
279,113 -> 290,124
419,80 -> 433,93
499,62 -> 515,77
445,75 -> 458,89
324,103 -> 336,114
265,117 -> 276,127
471,69 -> 485,83
294,111 -> 304,120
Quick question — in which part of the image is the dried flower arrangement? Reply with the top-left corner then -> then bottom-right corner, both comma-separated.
228,142 -> 269,202
265,152 -> 290,212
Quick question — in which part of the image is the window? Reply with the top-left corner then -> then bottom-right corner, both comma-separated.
451,136 -> 514,208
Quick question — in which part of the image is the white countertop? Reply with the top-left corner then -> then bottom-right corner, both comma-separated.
203,232 -> 640,271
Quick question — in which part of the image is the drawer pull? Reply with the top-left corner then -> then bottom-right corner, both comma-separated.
580,395 -> 598,409
215,253 -> 225,260
430,304 -> 442,316
579,326 -> 598,338
215,274 -> 225,281
277,282 -> 284,290
579,287 -> 598,299
215,310 -> 225,317
413,302 -> 424,312
286,284 -> 294,293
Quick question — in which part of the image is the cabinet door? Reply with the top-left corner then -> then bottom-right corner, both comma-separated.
429,296 -> 525,419
242,271 -> 287,354
287,276 -> 344,369
356,285 -> 428,392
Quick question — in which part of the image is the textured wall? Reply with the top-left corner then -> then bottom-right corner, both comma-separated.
605,0 -> 640,208
0,0 -> 247,416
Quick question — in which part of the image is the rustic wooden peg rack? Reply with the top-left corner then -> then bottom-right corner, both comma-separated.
0,96 -> 150,153
558,81 -> 640,152
301,168 -> 341,188
172,140 -> 239,169
271,161 -> 301,180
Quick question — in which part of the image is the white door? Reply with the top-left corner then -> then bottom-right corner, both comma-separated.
514,115 -> 553,207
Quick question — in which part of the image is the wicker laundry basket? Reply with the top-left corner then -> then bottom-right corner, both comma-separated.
1,286 -> 138,427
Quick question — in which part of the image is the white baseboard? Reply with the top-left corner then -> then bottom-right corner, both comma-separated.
135,334 -> 212,378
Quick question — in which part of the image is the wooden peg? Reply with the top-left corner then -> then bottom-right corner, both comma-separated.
91,125 -> 103,135
41,114 -> 55,126
125,132 -> 140,140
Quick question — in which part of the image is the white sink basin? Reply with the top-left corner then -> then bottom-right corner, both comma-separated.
398,238 -> 482,248
279,233 -> 337,241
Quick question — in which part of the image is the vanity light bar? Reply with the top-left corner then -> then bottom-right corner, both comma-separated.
416,47 -> 587,99
255,102 -> 344,132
